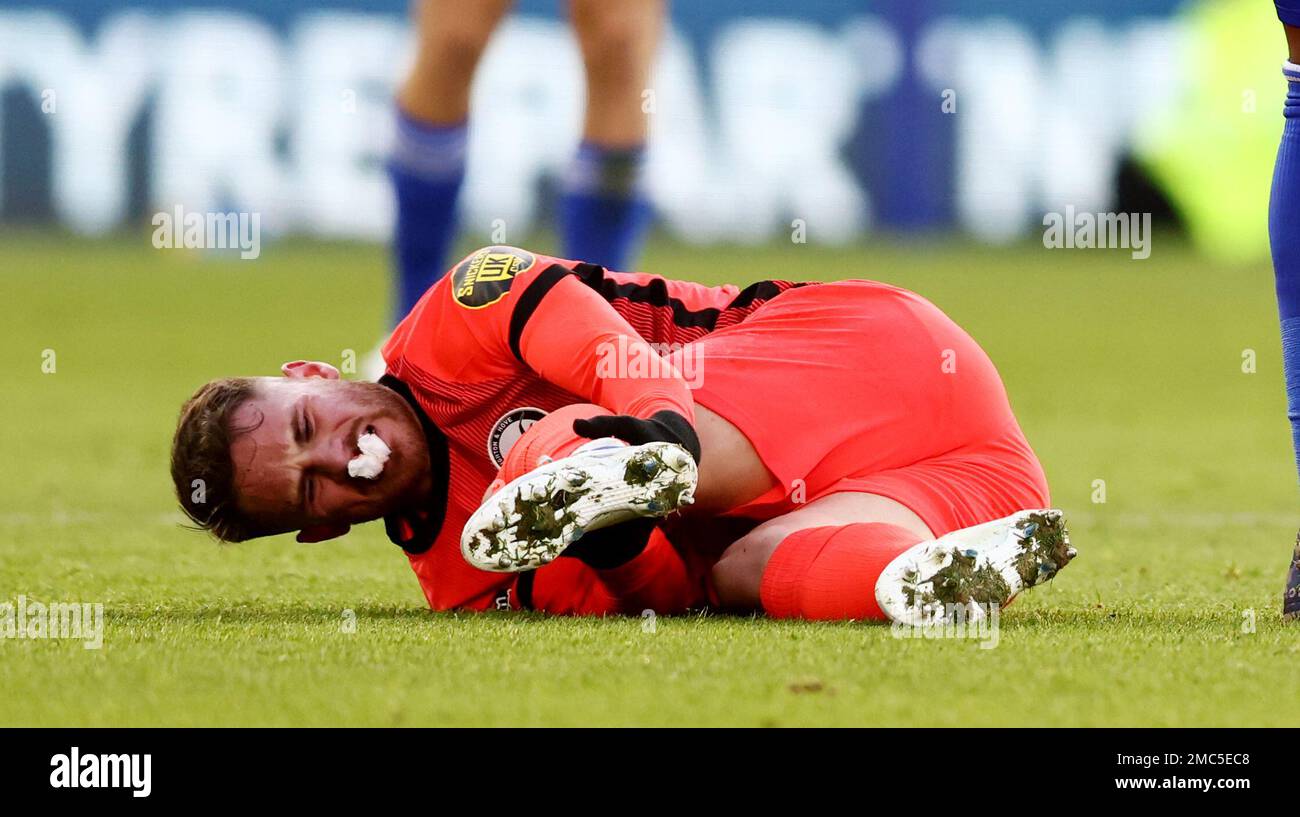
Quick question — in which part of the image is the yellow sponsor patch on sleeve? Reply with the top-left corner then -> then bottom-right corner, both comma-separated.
451,246 -> 537,309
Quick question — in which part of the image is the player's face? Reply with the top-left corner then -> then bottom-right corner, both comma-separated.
228,375 -> 430,540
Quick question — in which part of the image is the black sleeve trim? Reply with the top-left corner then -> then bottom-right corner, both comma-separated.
568,262 -> 810,332
508,263 -> 573,363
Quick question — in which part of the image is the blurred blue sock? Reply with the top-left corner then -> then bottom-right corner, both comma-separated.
559,141 -> 650,270
1269,61 -> 1300,483
387,111 -> 467,318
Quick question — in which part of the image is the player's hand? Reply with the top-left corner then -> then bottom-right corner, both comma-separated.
572,409 -> 702,463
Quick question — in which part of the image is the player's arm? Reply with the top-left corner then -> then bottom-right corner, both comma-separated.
511,264 -> 702,460
409,526 -> 625,615
590,526 -> 695,614
426,549 -> 690,616
528,528 -> 694,615
408,497 -> 691,615
447,247 -> 701,460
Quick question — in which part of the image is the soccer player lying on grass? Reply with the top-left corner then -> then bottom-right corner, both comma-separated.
170,246 -> 1076,624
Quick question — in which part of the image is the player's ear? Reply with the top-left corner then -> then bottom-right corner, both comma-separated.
280,360 -> 340,380
295,523 -> 350,543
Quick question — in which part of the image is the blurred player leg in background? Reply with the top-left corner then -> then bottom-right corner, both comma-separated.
561,0 -> 664,270
382,0 -> 660,337
389,0 -> 513,318
1270,9 -> 1300,619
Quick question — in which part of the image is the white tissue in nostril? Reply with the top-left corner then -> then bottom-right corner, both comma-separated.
348,432 -> 392,480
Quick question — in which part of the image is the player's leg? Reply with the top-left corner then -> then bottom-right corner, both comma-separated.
462,402 -> 776,571
560,0 -> 664,269
682,278 -> 1068,621
710,493 -> 1073,624
389,0 -> 513,317
483,403 -> 770,511
1270,10 -> 1300,619
472,403 -> 704,611
709,492 -> 934,617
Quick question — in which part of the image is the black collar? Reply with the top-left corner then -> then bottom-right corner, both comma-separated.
377,374 -> 450,554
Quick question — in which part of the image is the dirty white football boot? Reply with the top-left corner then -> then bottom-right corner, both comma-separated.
875,509 -> 1076,626
461,438 -> 698,572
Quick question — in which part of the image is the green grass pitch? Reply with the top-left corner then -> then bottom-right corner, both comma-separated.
2,230 -> 1298,727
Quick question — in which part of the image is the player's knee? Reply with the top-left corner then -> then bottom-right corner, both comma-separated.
424,32 -> 493,79
416,10 -> 500,78
572,6 -> 655,84
710,553 -> 753,611
711,526 -> 786,611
